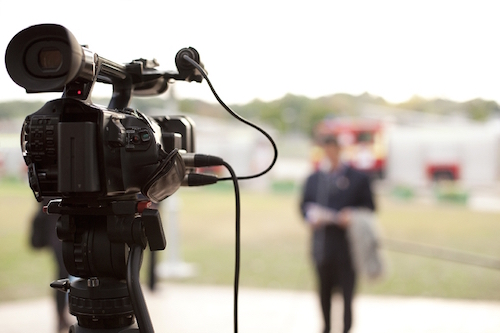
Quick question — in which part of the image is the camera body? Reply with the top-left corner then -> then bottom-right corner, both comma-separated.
22,99 -> 194,202
7,23 -> 201,203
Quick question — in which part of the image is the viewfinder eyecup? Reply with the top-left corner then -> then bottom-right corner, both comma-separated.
5,24 -> 92,93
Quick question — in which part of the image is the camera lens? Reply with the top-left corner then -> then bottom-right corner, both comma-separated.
39,48 -> 63,71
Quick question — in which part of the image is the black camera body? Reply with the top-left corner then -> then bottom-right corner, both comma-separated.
22,98 -> 194,202
7,23 -> 200,204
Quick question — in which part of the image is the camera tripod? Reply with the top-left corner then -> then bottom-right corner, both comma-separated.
47,197 -> 165,333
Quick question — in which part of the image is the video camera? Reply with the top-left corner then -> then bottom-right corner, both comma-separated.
5,23 -> 213,333
6,23 -> 278,333
6,23 -> 199,204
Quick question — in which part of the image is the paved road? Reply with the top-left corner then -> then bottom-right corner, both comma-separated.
1,283 -> 499,333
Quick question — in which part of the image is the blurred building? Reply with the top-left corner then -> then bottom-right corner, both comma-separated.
0,118 -> 26,179
360,104 -> 500,188
386,119 -> 500,187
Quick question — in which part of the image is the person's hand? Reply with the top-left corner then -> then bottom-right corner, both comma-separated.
309,218 -> 324,229
337,208 -> 352,229
306,205 -> 325,229
305,204 -> 335,229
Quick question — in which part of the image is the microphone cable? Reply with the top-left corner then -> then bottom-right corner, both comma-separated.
222,161 -> 241,333
181,54 -> 278,181
180,155 -> 241,333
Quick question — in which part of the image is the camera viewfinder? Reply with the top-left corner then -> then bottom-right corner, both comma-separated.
39,48 -> 63,71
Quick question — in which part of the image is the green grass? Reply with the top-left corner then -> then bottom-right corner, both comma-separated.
169,187 -> 500,300
0,180 -> 499,302
361,198 -> 500,299
0,180 -> 54,301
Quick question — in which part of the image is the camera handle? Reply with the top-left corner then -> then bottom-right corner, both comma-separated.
61,47 -> 204,111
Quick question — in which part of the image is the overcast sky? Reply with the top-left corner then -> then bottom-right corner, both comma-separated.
1,0 -> 499,106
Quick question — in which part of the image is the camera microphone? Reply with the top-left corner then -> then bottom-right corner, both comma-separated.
175,47 -> 200,70
175,47 -> 205,82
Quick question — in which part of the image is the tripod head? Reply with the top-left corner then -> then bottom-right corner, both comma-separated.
48,198 -> 164,332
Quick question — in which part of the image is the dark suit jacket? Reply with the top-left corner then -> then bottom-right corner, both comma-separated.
300,165 -> 375,266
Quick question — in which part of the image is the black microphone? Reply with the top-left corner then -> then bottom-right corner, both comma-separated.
175,47 -> 200,70
175,47 -> 205,83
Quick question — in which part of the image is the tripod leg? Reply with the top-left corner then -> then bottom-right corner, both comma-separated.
127,245 -> 155,333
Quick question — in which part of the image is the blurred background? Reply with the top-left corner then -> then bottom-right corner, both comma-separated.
0,0 -> 499,332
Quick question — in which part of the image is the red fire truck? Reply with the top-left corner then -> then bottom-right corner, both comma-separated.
313,118 -> 386,178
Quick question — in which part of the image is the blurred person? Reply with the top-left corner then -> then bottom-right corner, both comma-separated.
30,197 -> 71,333
300,134 -> 375,333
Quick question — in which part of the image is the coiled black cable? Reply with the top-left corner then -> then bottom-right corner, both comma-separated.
181,54 -> 278,181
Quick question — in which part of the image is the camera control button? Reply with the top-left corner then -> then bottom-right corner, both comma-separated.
140,131 -> 150,142
131,135 -> 141,144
